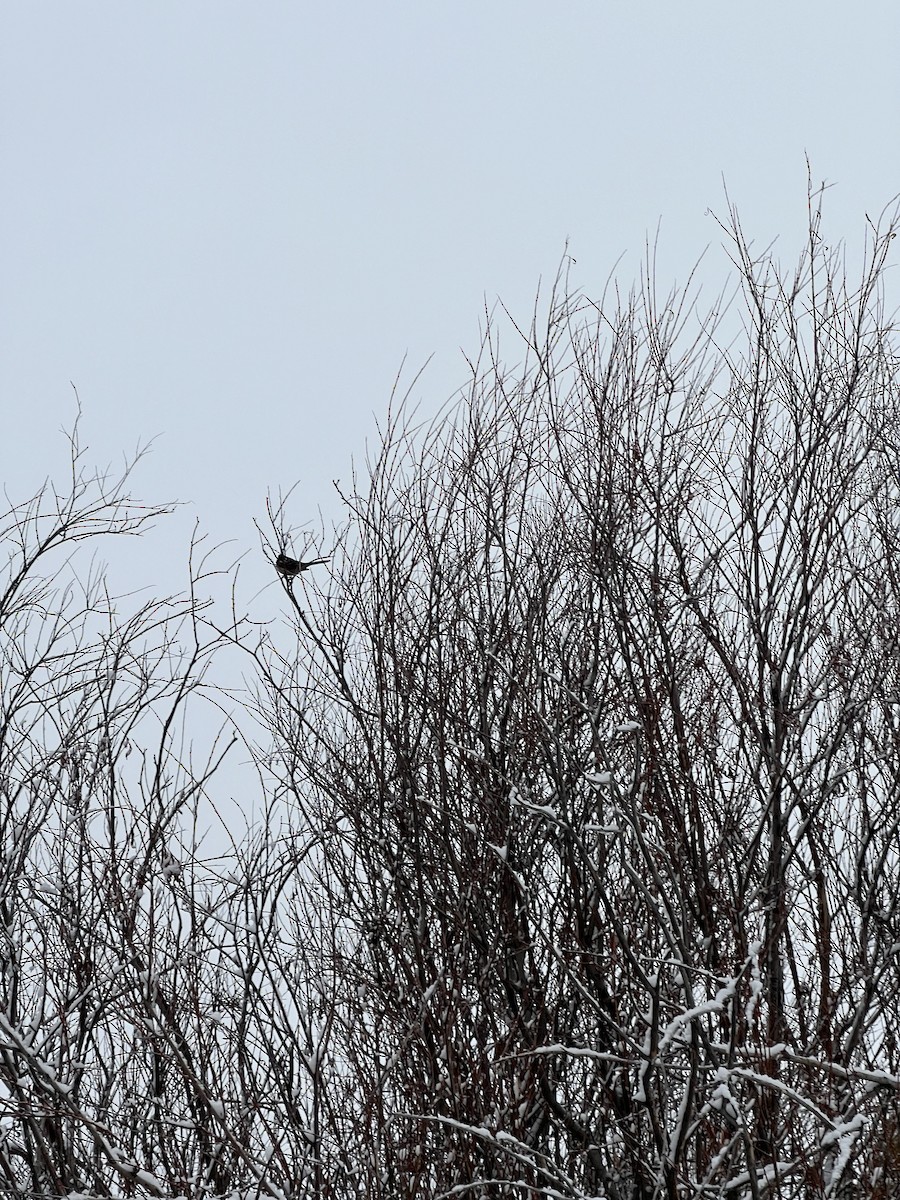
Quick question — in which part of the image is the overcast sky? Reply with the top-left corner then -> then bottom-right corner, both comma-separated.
2,1 -> 898,602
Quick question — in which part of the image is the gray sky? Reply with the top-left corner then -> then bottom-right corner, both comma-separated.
2,1 -> 898,599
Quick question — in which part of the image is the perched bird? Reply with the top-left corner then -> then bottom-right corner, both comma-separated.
275,552 -> 329,577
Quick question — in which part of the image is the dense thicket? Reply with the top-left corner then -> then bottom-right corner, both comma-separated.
2,197 -> 899,1199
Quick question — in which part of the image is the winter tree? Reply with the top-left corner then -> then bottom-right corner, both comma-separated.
2,191 -> 900,1198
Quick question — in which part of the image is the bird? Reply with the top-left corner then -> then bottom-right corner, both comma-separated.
275,552 -> 330,577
